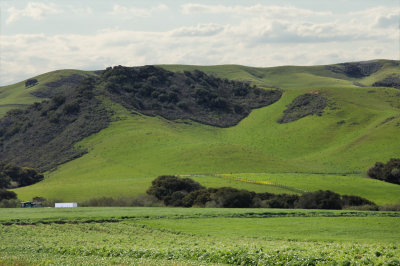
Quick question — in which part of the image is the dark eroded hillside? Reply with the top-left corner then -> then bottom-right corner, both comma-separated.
278,93 -> 327,123
0,78 -> 110,171
102,65 -> 282,127
326,61 -> 383,78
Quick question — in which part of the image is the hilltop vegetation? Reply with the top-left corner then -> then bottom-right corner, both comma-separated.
30,73 -> 86,98
102,65 -> 281,127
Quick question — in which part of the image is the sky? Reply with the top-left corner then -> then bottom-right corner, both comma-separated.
0,0 -> 399,85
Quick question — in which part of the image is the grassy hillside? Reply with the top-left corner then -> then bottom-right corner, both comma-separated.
2,60 -> 399,204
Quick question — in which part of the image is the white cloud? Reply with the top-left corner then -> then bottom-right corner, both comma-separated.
1,22 -> 397,85
111,4 -> 168,18
170,24 -> 224,37
181,3 -> 332,17
375,12 -> 400,28
1,4 -> 398,85
69,6 -> 93,16
6,2 -> 61,24
348,7 -> 400,28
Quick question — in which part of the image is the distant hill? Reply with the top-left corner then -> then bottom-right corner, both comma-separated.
0,59 -> 399,204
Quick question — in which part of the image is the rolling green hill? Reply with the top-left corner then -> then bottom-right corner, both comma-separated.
1,60 -> 399,204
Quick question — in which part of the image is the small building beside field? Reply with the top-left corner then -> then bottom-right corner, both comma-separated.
21,201 -> 42,208
55,202 -> 78,208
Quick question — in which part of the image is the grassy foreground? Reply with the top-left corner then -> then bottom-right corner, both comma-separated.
0,207 -> 399,265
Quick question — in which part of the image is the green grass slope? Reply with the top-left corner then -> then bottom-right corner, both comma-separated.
5,60 -> 400,204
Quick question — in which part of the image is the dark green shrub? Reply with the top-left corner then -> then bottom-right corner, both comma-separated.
265,194 -> 299,209
146,175 -> 204,206
211,97 -> 229,110
0,189 -> 17,200
51,95 -> 66,108
25,79 -> 38,88
79,195 -> 162,207
341,195 -> 375,207
213,187 -> 254,208
63,101 -> 80,114
182,190 -> 202,207
0,172 -> 11,188
167,191 -> 187,206
0,163 -> 43,188
32,196 -> 46,202
368,158 -> 400,184
344,64 -> 364,78
177,101 -> 189,110
233,86 -> 249,96
379,203 -> 400,211
295,190 -> 342,210
0,198 -> 20,208
345,204 -> 379,211
167,92 -> 179,103
158,93 -> 169,103
138,84 -> 154,97
234,105 -> 244,114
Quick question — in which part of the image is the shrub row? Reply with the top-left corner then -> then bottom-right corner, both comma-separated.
146,176 -> 376,209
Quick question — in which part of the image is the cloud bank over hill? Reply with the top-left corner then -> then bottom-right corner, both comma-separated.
0,1 -> 399,85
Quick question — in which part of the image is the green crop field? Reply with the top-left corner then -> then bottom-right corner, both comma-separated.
0,60 -> 398,204
0,207 -> 399,265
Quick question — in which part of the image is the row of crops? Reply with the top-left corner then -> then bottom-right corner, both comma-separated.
1,221 -> 399,265
0,207 -> 399,265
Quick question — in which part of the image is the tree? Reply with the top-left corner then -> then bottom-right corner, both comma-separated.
1,163 -> 44,187
368,158 -> 400,185
295,190 -> 342,210
341,195 -> 375,207
212,187 -> 254,208
367,162 -> 384,180
25,79 -> 38,88
0,172 -> 11,189
0,189 -> 17,200
146,175 -> 204,206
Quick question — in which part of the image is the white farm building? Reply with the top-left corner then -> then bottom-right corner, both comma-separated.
55,202 -> 78,208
